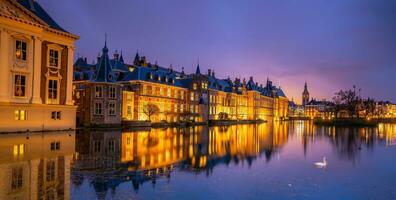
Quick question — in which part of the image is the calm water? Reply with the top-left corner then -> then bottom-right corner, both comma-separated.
1,122 -> 395,200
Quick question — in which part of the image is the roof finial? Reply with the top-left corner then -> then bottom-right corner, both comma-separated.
105,33 -> 107,47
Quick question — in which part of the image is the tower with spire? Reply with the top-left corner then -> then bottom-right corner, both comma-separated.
302,82 -> 310,106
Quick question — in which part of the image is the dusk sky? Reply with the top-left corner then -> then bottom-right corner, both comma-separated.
38,0 -> 396,103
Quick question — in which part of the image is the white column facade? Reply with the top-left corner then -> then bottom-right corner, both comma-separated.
0,29 -> 10,102
31,36 -> 42,104
65,46 -> 74,105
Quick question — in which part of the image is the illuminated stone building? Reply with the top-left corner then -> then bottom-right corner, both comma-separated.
0,131 -> 75,200
74,47 -> 289,125
73,42 -> 122,126
0,0 -> 79,132
304,99 -> 334,119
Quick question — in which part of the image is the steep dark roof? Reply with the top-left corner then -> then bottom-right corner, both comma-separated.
94,43 -> 116,83
16,0 -> 68,33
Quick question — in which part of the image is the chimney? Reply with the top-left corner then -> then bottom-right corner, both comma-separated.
250,76 -> 253,81
212,71 -> 215,77
208,69 -> 211,76
84,57 -> 87,63
97,53 -> 100,63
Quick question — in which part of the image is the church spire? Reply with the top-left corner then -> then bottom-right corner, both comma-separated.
195,60 -> 201,74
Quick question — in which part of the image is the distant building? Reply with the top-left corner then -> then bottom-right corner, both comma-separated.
302,82 -> 310,106
304,99 -> 334,119
73,43 -> 122,126
0,0 -> 79,132
74,44 -> 289,126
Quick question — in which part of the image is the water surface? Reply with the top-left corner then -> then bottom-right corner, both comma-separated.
0,122 -> 395,200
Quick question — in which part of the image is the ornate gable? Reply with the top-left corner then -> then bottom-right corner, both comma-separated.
0,0 -> 45,26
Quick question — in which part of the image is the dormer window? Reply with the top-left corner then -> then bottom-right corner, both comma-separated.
15,40 -> 27,61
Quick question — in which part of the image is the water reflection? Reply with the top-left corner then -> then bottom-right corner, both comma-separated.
0,122 -> 395,200
0,131 -> 75,200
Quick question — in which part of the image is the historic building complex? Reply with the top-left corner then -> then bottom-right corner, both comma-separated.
0,0 -> 78,132
74,43 -> 289,126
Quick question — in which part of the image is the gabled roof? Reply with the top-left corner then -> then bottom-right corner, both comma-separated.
16,0 -> 68,33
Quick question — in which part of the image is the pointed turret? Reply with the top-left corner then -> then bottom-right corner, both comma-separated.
119,51 -> 124,63
195,63 -> 201,74
94,41 -> 115,82
133,52 -> 140,66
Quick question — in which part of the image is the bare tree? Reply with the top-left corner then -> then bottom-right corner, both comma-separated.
143,103 -> 160,121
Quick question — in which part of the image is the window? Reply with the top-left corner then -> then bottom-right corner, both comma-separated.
13,144 -> 24,156
50,142 -> 60,151
93,141 -> 101,153
127,106 -> 132,115
14,75 -> 26,97
109,103 -> 116,116
126,137 -> 131,145
51,111 -> 61,120
48,79 -> 58,100
46,160 -> 55,182
49,49 -> 59,68
193,83 -> 197,90
11,167 -> 23,191
190,93 -> 195,101
15,40 -> 27,61
108,140 -> 115,153
109,86 -> 116,99
14,110 -> 27,121
94,103 -> 102,115
95,86 -> 102,98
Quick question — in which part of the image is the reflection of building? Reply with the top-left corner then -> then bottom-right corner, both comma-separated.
0,131 -> 75,200
74,47 -> 289,125
0,0 -> 78,132
72,123 -> 289,193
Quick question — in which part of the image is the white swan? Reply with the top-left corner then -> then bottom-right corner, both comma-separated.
314,157 -> 327,168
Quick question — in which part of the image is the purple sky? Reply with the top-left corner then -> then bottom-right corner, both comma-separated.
37,0 -> 396,103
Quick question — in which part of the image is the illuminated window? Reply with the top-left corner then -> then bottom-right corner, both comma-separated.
94,103 -> 102,115
76,91 -> 80,99
14,110 -> 27,121
126,137 -> 131,145
190,93 -> 194,101
95,86 -> 103,98
49,49 -> 59,68
167,88 -> 171,97
15,40 -> 27,61
109,103 -> 116,116
14,75 -> 26,97
46,160 -> 55,182
109,86 -> 116,99
193,83 -> 197,90
13,144 -> 24,156
11,167 -> 23,191
127,106 -> 132,115
48,79 -> 58,101
51,111 -> 61,120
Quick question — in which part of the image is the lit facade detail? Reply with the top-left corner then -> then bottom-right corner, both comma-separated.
0,0 -> 79,132
74,47 -> 289,126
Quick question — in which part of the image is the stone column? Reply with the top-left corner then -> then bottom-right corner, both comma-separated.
65,46 -> 74,105
31,36 -> 42,104
0,29 -> 10,102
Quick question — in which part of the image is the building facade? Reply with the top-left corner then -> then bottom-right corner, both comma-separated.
74,45 -> 289,126
0,0 -> 79,132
